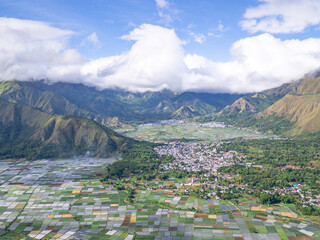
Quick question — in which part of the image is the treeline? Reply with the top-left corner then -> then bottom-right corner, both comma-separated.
211,113 -> 294,135
220,165 -> 320,191
219,138 -> 320,193
258,192 -> 295,205
220,138 -> 320,168
219,188 -> 320,216
0,123 -> 61,160
296,203 -> 320,216
102,143 -> 174,179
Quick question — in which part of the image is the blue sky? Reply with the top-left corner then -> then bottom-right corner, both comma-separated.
1,0 -> 320,92
0,0 -> 254,60
3,0 -> 318,61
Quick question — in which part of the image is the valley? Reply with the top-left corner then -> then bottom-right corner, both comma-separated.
2,1 -> 320,239
1,76 -> 320,239
116,119 -> 271,143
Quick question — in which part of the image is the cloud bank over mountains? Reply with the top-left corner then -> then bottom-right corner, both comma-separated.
1,17 -> 320,93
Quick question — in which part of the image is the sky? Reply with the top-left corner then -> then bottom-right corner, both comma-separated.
1,0 -> 320,93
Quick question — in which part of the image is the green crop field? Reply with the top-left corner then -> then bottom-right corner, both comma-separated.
1,158 -> 319,239
117,123 -> 269,143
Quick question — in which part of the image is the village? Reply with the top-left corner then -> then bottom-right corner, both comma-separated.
142,119 -> 227,128
154,141 -> 320,208
155,141 -> 243,173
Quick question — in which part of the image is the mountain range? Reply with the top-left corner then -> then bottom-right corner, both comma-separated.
1,73 -> 320,159
220,73 -> 320,136
0,80 -> 242,159
0,81 -> 243,126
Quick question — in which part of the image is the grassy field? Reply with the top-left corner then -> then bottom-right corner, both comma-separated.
116,123 -> 269,143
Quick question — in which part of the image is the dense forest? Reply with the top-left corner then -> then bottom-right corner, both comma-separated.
220,165 -> 320,191
219,138 -> 320,196
212,114 -> 294,135
220,138 -> 320,167
0,123 -> 61,160
102,143 -> 174,180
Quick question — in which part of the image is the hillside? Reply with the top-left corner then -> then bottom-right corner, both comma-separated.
220,93 -> 281,115
263,75 -> 320,96
0,81 -> 136,126
218,77 -> 320,116
220,97 -> 257,114
215,74 -> 320,136
0,98 -> 134,159
256,75 -> 320,136
289,76 -> 320,95
258,94 -> 320,135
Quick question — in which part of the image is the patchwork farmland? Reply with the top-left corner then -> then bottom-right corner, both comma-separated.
0,159 -> 319,239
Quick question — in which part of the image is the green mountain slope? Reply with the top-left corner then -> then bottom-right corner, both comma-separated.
172,92 -> 244,111
0,81 -> 136,126
0,98 -> 134,159
258,94 -> 320,135
256,75 -> 320,136
220,97 -> 257,114
263,75 -> 320,96
0,81 -> 90,116
220,93 -> 281,115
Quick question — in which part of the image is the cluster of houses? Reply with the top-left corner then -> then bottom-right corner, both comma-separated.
140,119 -> 187,127
142,120 -> 226,128
154,141 -> 320,207
155,142 -> 243,173
199,122 -> 226,128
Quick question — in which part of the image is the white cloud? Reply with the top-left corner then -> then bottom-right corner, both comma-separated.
241,0 -> 320,33
189,32 -> 206,44
86,32 -> 101,48
218,22 -> 224,32
184,34 -> 320,92
155,0 -> 176,25
187,23 -> 197,29
81,24 -> 186,91
158,11 -> 173,25
0,17 -> 85,82
207,21 -> 227,39
155,0 -> 168,8
82,26 -> 320,93
1,18 -> 320,93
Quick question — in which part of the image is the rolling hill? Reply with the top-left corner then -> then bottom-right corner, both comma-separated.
220,97 -> 257,114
